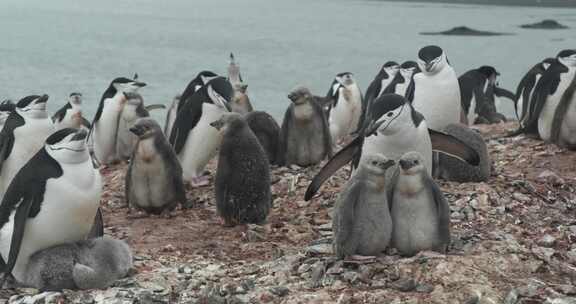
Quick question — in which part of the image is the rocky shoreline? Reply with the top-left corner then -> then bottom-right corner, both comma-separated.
3,121 -> 576,304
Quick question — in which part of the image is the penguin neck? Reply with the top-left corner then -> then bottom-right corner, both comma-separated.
359,169 -> 387,192
396,171 -> 425,196
293,102 -> 314,122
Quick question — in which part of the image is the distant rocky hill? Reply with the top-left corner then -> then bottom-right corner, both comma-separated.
378,0 -> 576,7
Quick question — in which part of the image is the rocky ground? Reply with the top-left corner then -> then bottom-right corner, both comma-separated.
3,121 -> 576,304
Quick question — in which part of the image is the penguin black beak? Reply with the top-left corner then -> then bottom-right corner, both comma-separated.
210,119 -> 224,131
72,129 -> 88,141
37,94 -> 49,104
133,81 -> 147,88
399,159 -> 417,170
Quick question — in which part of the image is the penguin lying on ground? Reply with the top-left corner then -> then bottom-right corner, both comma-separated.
278,86 -> 332,167
0,128 -> 102,284
126,118 -> 186,214
23,236 -> 132,291
332,153 -> 395,260
52,93 -> 91,131
437,124 -> 491,182
305,94 -> 480,201
388,151 -> 451,256
210,112 -> 271,226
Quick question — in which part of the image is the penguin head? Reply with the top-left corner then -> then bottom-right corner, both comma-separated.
288,86 -> 313,105
206,77 -> 234,111
198,71 -> 218,88
335,72 -> 356,87
0,100 -> 15,125
417,45 -> 447,74
362,153 -> 395,176
557,49 -> 576,67
234,83 -> 248,94
16,94 -> 49,119
129,118 -> 162,139
69,92 -> 82,107
398,151 -> 426,175
368,94 -> 409,136
477,66 -> 500,84
111,77 -> 146,94
45,128 -> 89,164
542,57 -> 556,70
382,61 -> 400,77
399,61 -> 419,78
209,112 -> 245,134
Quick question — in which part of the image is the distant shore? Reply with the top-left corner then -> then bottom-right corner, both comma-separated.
377,0 -> 576,8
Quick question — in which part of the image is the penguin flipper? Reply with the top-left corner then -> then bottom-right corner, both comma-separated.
0,133 -> 13,174
169,100 -> 202,154
144,104 -> 166,112
305,136 -> 362,201
429,129 -> 480,166
3,197 -> 34,281
493,87 -> 516,101
424,174 -> 451,251
81,117 -> 92,129
87,208 -> 104,239
333,182 -> 363,259
277,107 -> 294,166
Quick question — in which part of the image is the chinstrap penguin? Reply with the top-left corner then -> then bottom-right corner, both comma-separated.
388,151 -> 451,256
126,118 -> 186,214
0,128 -> 102,283
278,86 -> 332,167
210,112 -> 271,226
23,236 -> 132,291
332,153 -> 395,260
326,72 -> 363,144
52,93 -> 91,131
0,100 -> 15,132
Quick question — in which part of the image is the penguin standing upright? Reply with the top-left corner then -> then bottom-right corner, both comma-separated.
165,71 -> 218,138
388,61 -> 420,101
305,94 -> 480,201
515,58 -> 556,126
227,53 -> 243,86
362,61 -> 400,127
524,50 -> 576,142
459,66 -> 509,125
0,100 -> 15,131
0,95 -> 55,197
52,93 -> 91,131
412,46 -> 461,130
116,92 -> 150,161
0,128 -> 102,283
90,77 -> 146,165
169,77 -> 233,187
326,73 -> 363,144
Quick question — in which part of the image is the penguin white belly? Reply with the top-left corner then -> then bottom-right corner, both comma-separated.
517,95 -> 525,123
467,95 -> 477,125
179,103 -> 225,182
0,161 -> 101,282
165,103 -> 178,137
55,109 -> 82,130
559,91 -> 576,146
413,68 -> 461,130
377,78 -> 394,98
361,123 -> 433,176
539,69 -> 576,141
348,87 -> 362,134
93,99 -> 123,164
131,139 -> 170,208
396,79 -> 411,97
0,119 -> 54,197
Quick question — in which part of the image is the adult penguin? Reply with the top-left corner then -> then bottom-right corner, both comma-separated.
165,71 -> 219,139
52,93 -> 91,131
0,128 -> 102,284
0,100 -> 15,132
326,72 -> 363,144
384,61 -> 420,101
515,58 -> 556,126
304,94 -> 479,201
90,77 -> 146,165
169,77 -> 233,186
362,61 -> 400,129
524,50 -> 576,141
412,46 -> 461,131
0,95 -> 54,197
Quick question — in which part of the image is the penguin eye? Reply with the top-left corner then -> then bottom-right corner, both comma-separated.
414,160 -> 419,164
387,112 -> 394,117
372,161 -> 377,166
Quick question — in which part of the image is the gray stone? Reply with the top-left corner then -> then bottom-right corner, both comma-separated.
538,234 -> 557,247
268,286 -> 290,297
389,278 -> 416,292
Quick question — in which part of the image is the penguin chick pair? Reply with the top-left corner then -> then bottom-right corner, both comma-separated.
210,112 -> 271,227
333,151 -> 450,259
23,236 -> 132,291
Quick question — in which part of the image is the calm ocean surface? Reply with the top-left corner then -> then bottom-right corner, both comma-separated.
0,0 -> 575,122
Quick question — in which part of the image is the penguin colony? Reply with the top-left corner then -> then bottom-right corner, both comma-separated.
0,47 -> 574,290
